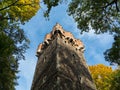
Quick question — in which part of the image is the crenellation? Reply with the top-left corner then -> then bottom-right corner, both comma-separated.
74,39 -> 85,52
64,31 -> 74,39
36,23 -> 85,57
36,44 -> 43,57
44,33 -> 52,41
44,33 -> 52,45
52,23 -> 64,35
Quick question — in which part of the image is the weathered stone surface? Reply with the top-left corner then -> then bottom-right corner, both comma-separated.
31,24 -> 96,90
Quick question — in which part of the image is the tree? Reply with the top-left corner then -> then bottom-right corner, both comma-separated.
0,0 -> 40,89
89,64 -> 113,90
0,22 -> 29,90
104,34 -> 120,65
0,32 -> 18,90
110,67 -> 120,90
43,0 -> 120,65
43,0 -> 61,17
0,0 -> 40,23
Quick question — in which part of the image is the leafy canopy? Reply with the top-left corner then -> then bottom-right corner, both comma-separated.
68,0 -> 120,34
89,64 -> 120,90
0,32 -> 19,90
110,67 -> 120,90
0,0 -> 40,23
0,0 -> 40,89
89,64 -> 113,90
104,34 -> 120,65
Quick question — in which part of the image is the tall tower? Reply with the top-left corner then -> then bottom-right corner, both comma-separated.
31,24 -> 96,90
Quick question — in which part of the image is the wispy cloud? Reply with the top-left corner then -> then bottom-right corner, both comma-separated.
60,14 -> 114,66
81,32 -> 113,66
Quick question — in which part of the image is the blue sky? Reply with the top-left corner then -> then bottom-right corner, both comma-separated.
16,2 -> 114,90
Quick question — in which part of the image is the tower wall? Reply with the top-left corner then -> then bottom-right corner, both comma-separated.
31,24 -> 96,90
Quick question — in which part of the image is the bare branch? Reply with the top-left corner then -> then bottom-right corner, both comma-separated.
0,17 -> 14,21
115,1 -> 119,12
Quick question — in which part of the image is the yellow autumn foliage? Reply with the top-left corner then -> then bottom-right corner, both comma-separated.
89,64 -> 113,90
0,0 -> 40,23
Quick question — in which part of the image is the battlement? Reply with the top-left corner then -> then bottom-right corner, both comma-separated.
36,23 -> 85,57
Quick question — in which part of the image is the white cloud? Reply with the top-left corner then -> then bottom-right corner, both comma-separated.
84,45 -> 110,66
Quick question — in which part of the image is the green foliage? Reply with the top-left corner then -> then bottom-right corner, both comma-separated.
110,67 -> 120,90
0,0 -> 40,89
0,22 -> 29,90
0,57 -> 18,90
0,32 -> 18,90
0,17 -> 30,60
43,0 -> 61,17
104,34 -> 120,65
67,0 -> 120,65
43,0 -> 120,65
68,0 -> 120,34
0,32 -> 15,57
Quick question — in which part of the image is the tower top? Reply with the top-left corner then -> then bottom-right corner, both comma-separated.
36,24 -> 85,57
52,23 -> 64,35
55,23 -> 62,28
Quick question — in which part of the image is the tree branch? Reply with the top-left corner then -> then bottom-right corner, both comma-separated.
104,0 -> 115,8
115,0 -> 119,12
15,3 -> 34,7
103,0 -> 119,12
0,17 -> 14,21
0,0 -> 19,11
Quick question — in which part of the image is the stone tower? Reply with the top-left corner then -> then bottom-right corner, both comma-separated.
31,23 -> 96,90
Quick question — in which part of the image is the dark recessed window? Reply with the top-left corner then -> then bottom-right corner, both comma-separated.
69,39 -> 73,42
